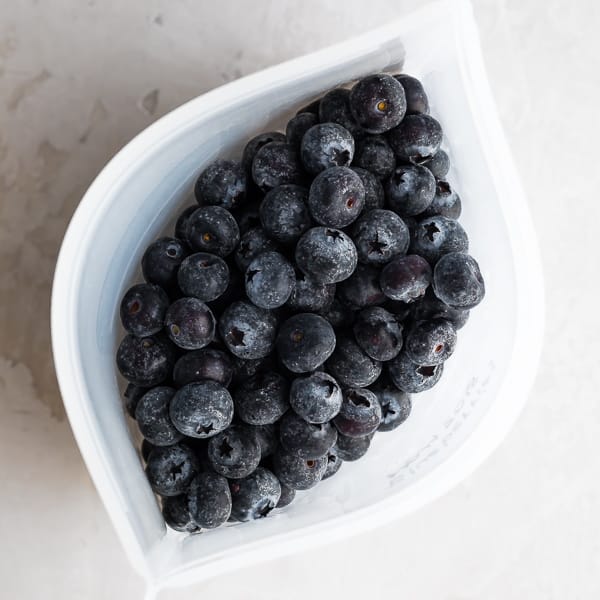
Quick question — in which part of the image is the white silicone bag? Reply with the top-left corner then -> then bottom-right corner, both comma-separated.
51,0 -> 544,594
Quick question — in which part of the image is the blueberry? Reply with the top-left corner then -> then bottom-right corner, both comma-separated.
170,381 -> 234,438
385,164 -> 436,217
234,227 -> 278,272
349,73 -> 406,134
410,216 -> 469,264
388,351 -> 443,393
279,411 -> 338,459
326,336 -> 382,388
207,425 -> 261,478
165,297 -> 216,350
333,387 -> 382,437
380,254 -> 432,303
336,263 -> 386,309
334,433 -> 371,461
124,383 -> 149,419
259,184 -> 311,246
272,449 -> 327,490
162,494 -> 201,533
353,306 -> 403,361
394,74 -> 429,115
245,251 -> 295,309
308,167 -> 365,228
252,141 -> 304,191
242,132 -> 286,173
219,301 -> 277,359
433,252 -> 485,309
194,159 -> 247,210
141,438 -> 155,462
300,123 -> 354,174
352,209 -> 409,265
230,355 -> 273,385
135,386 -> 183,446
404,318 -> 456,365
276,484 -> 296,508
173,348 -> 233,388
286,112 -> 318,149
322,446 -> 343,480
145,443 -> 198,496
117,334 -> 174,387
382,299 -> 413,322
177,252 -> 229,302
187,206 -> 240,257
187,472 -> 232,529
276,313 -> 336,373
421,180 -> 461,219
141,237 -> 189,291
318,88 -> 364,139
234,371 -> 289,425
246,423 -> 279,458
229,467 -> 281,521
387,114 -> 443,162
370,376 -> 411,432
289,371 -> 342,424
410,289 -> 470,329
353,135 -> 396,179
286,271 -> 335,313
206,266 -> 244,317
420,149 -> 450,179
174,205 -> 197,244
295,227 -> 357,284
351,167 -> 385,211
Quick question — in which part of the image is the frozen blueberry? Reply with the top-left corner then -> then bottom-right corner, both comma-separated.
246,423 -> 279,458
174,205 -> 196,244
276,484 -> 296,508
272,449 -> 327,490
295,227 -> 357,284
326,336 -> 382,388
386,164 -> 436,217
245,251 -> 295,309
421,180 -> 461,219
335,433 -> 371,461
165,298 -> 216,350
352,209 -> 409,265
420,149 -> 450,179
349,73 -> 406,134
229,467 -> 281,521
388,351 -> 443,393
230,355 -> 274,386
370,376 -> 412,432
279,411 -> 338,459
170,381 -> 234,438
353,135 -> 396,179
162,495 -> 201,533
394,74 -> 429,115
234,371 -> 289,425
259,184 -> 311,245
242,131 -> 286,173
351,167 -> 385,211
286,112 -> 318,149
286,271 -> 335,313
187,472 -> 232,529
194,159 -> 247,210
318,88 -> 364,139
404,318 -> 456,365
141,237 -> 189,291
124,383 -> 148,418
387,114 -> 443,162
290,371 -> 342,424
207,425 -> 261,479
173,348 -> 233,388
382,298 -> 413,322
322,446 -> 343,480
321,298 -> 355,331
205,266 -> 245,318
276,313 -> 336,373
380,254 -> 432,303
433,252 -> 485,309
353,306 -> 403,361
187,206 -> 240,258
308,167 -> 365,228
300,123 -> 354,174
135,386 -> 183,446
337,263 -> 386,309
141,438 -> 155,462
334,387 -> 382,437
252,141 -> 305,191
117,334 -> 174,387
177,253 -> 229,302
145,443 -> 198,497
411,289 -> 470,329
234,227 -> 278,272
219,301 -> 277,359
410,216 -> 469,264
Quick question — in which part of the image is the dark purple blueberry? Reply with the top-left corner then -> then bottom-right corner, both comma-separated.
245,251 -> 295,309
229,467 -> 281,521
387,114 -> 443,162
352,209 -> 409,265
162,495 -> 201,533
286,112 -> 318,149
207,425 -> 261,478
300,123 -> 354,174
219,301 -> 277,359
404,318 -> 456,365
297,98 -> 320,115
234,227 -> 277,272
351,167 -> 385,211
259,184 -> 311,245
318,88 -> 364,139
386,164 -> 436,217
276,313 -> 336,373
410,216 -> 469,264
420,149 -> 450,179
380,254 -> 432,303
174,205 -> 197,244
141,237 -> 189,291
194,159 -> 247,210
246,423 -> 279,458
272,449 -> 327,490
370,376 -> 411,432
326,336 -> 382,388
145,443 -> 198,496
117,334 -> 174,387
337,263 -> 386,310
295,227 -> 357,284
165,297 -> 216,350
322,446 -> 343,480
353,135 -> 396,179
276,484 -> 296,508
242,132 -> 286,173
135,386 -> 183,446
308,167 -> 365,228
394,74 -> 429,115
124,383 -> 149,419
349,73 -> 406,134
252,141 -> 304,191
290,371 -> 342,424
169,381 -> 234,438
205,265 -> 244,317
388,351 -> 443,393
410,289 -> 470,329
421,180 -> 461,219
234,371 -> 289,425
279,412 -> 338,459
335,433 -> 371,461
433,252 -> 485,309
334,387 -> 382,438
186,206 -> 240,257
173,348 -> 233,388
286,271 -> 335,313
353,306 -> 403,361
177,252 -> 229,302
187,472 -> 232,528
141,438 -> 155,462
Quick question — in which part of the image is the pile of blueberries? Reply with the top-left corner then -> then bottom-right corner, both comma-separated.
116,72 -> 485,533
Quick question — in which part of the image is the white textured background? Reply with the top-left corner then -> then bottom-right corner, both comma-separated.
1,1 -> 599,598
